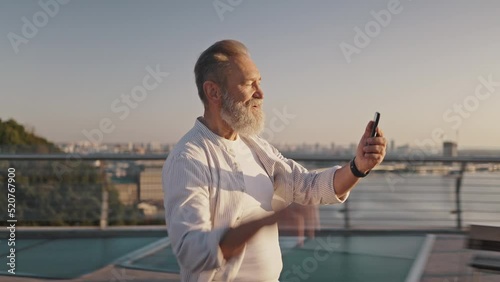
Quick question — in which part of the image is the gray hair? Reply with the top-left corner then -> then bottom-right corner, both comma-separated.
194,40 -> 249,105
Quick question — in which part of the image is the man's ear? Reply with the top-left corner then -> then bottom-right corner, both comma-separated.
202,81 -> 221,104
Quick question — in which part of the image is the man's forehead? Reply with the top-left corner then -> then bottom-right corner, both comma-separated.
228,55 -> 261,80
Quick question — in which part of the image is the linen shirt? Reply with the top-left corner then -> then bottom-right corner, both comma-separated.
214,135 -> 281,281
162,118 -> 349,281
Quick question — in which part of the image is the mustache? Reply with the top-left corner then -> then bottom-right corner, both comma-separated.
246,99 -> 263,107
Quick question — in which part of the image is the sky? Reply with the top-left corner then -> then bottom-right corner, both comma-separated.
1,0 -> 500,149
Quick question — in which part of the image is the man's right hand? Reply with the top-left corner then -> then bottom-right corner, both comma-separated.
219,208 -> 288,260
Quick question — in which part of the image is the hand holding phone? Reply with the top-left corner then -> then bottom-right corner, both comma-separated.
370,112 -> 380,137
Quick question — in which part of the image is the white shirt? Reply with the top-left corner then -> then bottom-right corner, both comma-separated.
213,136 -> 281,281
162,118 -> 348,282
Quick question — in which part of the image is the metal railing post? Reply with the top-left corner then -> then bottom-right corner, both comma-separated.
99,160 -> 109,229
455,162 -> 466,230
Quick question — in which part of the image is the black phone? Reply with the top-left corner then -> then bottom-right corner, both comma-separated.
370,112 -> 380,137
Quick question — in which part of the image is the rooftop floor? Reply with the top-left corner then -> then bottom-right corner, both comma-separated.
0,233 -> 498,282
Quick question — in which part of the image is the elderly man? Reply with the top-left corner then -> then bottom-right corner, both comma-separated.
162,39 -> 386,281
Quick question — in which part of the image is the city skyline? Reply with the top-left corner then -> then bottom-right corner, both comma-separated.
2,1 -> 500,148
53,139 -> 500,156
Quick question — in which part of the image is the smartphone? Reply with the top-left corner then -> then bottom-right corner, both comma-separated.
370,112 -> 380,137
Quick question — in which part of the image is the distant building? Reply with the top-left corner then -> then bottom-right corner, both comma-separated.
139,167 -> 163,201
134,146 -> 146,155
396,144 -> 411,155
349,143 -> 357,154
330,142 -> 335,154
147,141 -> 161,153
314,143 -> 320,154
111,177 -> 138,205
443,141 -> 458,157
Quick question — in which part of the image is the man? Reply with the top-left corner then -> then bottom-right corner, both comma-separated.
162,39 -> 386,281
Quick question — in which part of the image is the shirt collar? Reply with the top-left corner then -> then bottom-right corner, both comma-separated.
194,117 -> 240,151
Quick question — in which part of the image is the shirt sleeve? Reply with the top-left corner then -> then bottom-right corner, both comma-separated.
162,154 -> 227,273
269,144 -> 349,205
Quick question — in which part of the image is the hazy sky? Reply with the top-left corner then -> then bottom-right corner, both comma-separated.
1,0 -> 499,149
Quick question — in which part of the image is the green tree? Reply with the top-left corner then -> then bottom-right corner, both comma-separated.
0,118 -> 143,226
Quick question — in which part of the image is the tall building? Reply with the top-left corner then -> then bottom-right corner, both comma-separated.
443,141 -> 458,157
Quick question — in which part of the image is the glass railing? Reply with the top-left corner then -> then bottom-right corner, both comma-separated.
1,154 -> 499,231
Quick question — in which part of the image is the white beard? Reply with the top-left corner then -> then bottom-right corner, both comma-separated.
220,91 -> 264,136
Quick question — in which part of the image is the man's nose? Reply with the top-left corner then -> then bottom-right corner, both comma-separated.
253,84 -> 264,99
